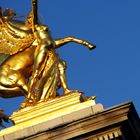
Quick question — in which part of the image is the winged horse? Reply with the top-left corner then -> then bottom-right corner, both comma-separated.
0,1 -> 95,108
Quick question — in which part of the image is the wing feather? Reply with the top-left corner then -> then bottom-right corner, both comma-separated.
0,19 -> 34,55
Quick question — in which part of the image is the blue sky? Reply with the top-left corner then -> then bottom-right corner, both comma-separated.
0,0 -> 140,127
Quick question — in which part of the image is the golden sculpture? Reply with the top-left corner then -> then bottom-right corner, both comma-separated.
0,0 -> 96,108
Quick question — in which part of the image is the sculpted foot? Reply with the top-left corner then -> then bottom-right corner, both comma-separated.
64,89 -> 81,95
20,97 -> 36,109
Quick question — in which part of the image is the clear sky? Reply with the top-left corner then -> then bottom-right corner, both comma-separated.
0,0 -> 140,127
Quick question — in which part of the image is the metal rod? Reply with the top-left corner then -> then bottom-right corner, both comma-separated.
32,0 -> 38,28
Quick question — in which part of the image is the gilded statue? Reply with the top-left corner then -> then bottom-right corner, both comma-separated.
0,0 -> 96,108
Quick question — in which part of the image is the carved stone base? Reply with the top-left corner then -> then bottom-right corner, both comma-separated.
0,92 -> 101,137
11,92 -> 85,125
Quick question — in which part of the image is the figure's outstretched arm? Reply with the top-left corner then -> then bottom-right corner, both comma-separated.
54,36 -> 96,50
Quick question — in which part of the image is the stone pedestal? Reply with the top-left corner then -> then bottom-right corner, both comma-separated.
11,92 -> 86,125
0,92 -> 103,140
0,96 -> 139,140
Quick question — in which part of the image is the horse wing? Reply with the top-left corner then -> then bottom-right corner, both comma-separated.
0,19 -> 34,55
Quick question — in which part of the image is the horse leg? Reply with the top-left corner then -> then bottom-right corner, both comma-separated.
0,85 -> 26,98
58,60 -> 80,94
0,70 -> 30,108
0,69 -> 28,98
54,36 -> 96,50
58,60 -> 71,94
